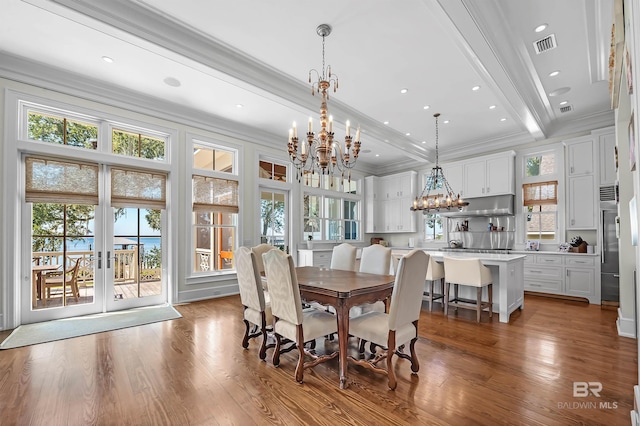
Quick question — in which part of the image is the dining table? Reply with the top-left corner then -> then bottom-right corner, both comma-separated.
295,266 -> 396,389
31,264 -> 61,307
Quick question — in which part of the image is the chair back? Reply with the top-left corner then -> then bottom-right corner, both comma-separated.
359,244 -> 391,275
388,250 -> 429,330
443,257 -> 492,287
263,249 -> 303,326
252,244 -> 277,275
330,243 -> 357,271
426,256 -> 445,281
236,247 -> 266,312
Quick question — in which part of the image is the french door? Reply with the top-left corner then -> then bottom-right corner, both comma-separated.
260,189 -> 288,252
23,161 -> 167,324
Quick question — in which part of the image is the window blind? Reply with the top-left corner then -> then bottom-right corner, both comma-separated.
192,175 -> 239,213
523,180 -> 557,206
25,157 -> 99,204
111,168 -> 166,209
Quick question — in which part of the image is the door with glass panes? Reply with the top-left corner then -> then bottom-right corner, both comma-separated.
260,189 -> 288,252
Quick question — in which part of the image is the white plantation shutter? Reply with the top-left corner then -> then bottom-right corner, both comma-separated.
25,156 -> 99,204
192,175 -> 239,213
111,168 -> 166,209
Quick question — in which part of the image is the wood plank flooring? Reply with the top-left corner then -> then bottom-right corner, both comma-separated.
0,294 -> 636,425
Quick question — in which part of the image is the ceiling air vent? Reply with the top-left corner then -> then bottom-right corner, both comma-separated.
560,105 -> 573,113
533,33 -> 557,54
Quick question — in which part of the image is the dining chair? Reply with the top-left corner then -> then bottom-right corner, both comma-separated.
356,244 -> 392,314
252,243 -> 277,289
424,256 -> 445,311
443,257 -> 493,322
43,258 -> 81,306
262,249 -> 338,383
348,249 -> 429,390
236,246 -> 272,360
330,243 -> 357,271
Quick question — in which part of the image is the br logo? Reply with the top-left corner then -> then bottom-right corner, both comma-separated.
573,382 -> 602,397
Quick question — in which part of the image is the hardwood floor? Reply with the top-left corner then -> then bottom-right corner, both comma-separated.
0,294 -> 636,425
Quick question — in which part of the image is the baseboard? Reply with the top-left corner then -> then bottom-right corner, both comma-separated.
616,307 -> 636,338
177,282 -> 239,304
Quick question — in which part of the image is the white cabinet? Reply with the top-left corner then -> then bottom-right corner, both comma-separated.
456,152 -> 515,198
598,131 -> 617,187
565,136 -> 597,230
364,176 -> 381,233
297,249 -> 331,268
523,253 -> 599,303
373,171 -> 417,233
441,163 -> 464,197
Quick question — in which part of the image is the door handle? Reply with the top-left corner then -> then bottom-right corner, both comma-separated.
613,274 -> 620,278
97,251 -> 102,269
107,251 -> 111,269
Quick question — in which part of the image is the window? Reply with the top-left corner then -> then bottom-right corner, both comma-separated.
303,193 -> 361,241
424,213 -> 444,240
523,180 -> 558,241
303,170 -> 359,193
112,128 -> 165,160
259,160 -> 287,182
27,110 -> 98,150
190,138 -> 239,274
525,153 -> 555,177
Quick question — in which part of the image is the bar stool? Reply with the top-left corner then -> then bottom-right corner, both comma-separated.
424,257 -> 445,311
443,257 -> 493,322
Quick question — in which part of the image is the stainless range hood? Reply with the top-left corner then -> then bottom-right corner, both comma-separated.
439,194 -> 514,217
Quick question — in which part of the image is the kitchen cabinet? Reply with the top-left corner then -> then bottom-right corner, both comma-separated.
364,176 -> 381,233
598,130 -> 617,187
441,163 -> 464,197
523,253 -> 599,303
297,249 -> 332,268
370,171 -> 417,233
453,152 -> 515,198
565,136 -> 597,230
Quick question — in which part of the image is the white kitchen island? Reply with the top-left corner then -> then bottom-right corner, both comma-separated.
392,249 -> 526,323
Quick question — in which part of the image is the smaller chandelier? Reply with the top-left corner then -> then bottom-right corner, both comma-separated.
287,24 -> 361,187
410,113 -> 469,213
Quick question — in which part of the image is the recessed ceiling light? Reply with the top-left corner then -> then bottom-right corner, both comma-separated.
102,56 -> 113,63
535,24 -> 547,33
423,105 -> 430,110
500,118 -> 507,122
405,132 -> 411,136
559,100 -> 569,105
422,141 -> 426,144
375,154 -> 380,157
400,88 -> 408,94
443,120 -> 450,124
548,87 -> 571,97
549,70 -> 560,77
163,77 -> 181,87
383,121 -> 389,125
236,104 -> 243,108
489,105 -> 496,110
361,149 -> 372,154
472,85 -> 481,91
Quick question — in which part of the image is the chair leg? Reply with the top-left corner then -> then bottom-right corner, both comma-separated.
444,282 -> 449,315
242,318 -> 251,349
454,284 -> 459,311
476,287 -> 482,323
386,331 -> 397,390
428,280 -> 434,311
259,313 -> 268,360
488,284 -> 493,318
294,325 -> 305,383
272,323 -> 282,367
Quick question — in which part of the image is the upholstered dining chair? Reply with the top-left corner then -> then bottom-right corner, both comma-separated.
43,258 -> 81,306
443,257 -> 493,322
330,243 -> 357,271
348,249 -> 429,390
236,246 -> 272,360
252,243 -> 277,289
262,249 -> 338,383
356,244 -> 392,314
424,256 -> 445,311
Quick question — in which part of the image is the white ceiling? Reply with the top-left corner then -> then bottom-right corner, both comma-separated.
0,0 -> 614,175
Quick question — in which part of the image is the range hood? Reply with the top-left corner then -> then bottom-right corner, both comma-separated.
439,194 -> 514,217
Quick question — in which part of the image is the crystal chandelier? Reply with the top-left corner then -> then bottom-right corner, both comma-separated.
287,24 -> 361,187
410,113 -> 469,213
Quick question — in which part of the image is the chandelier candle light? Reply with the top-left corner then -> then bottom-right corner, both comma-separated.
287,24 -> 361,187
410,113 -> 469,213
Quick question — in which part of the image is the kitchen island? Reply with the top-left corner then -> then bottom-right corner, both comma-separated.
391,249 -> 526,323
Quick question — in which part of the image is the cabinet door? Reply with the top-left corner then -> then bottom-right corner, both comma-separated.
565,267 -> 595,298
568,175 -> 596,228
364,176 -> 378,233
442,163 -> 464,198
485,156 -> 513,195
599,133 -> 617,186
464,160 -> 487,198
567,139 -> 594,176
398,198 -> 416,232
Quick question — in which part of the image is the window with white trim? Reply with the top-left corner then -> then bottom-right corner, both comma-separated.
521,149 -> 559,243
303,177 -> 361,242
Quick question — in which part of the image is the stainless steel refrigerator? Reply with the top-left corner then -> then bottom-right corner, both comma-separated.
601,209 -> 620,302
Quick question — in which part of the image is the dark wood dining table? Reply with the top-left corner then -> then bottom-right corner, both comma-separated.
295,266 -> 395,389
